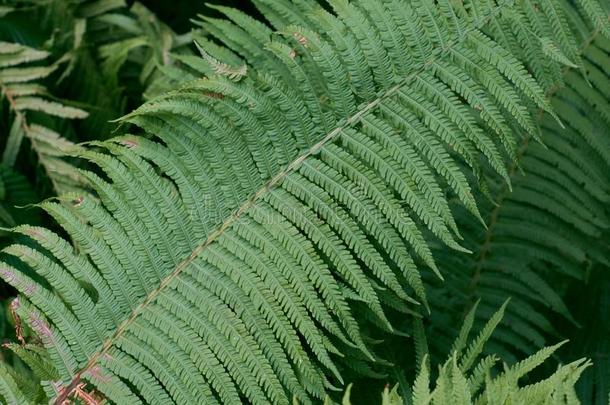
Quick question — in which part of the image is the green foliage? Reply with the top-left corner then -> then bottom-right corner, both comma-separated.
0,166 -> 37,232
0,40 -> 89,195
0,0 -> 194,137
559,267 -> 610,404
340,304 -> 589,405
0,0 -> 192,204
0,0 -> 607,404
422,32 -> 610,392
0,0 -> 195,381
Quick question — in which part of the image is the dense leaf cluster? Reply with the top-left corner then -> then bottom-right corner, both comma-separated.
0,0 -> 608,404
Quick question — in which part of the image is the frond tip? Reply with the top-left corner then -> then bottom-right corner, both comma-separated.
195,41 -> 248,80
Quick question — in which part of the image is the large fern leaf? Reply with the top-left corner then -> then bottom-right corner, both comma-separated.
0,0 -> 607,403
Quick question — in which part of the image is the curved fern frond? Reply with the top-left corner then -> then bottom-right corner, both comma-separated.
97,1 -> 195,99
0,0 -> 607,404
0,41 -> 89,195
2,0 -> 194,136
425,29 -> 610,401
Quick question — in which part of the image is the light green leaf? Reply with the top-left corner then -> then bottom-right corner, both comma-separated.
13,97 -> 88,119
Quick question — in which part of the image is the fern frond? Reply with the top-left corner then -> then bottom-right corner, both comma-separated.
342,305 -> 591,405
0,362 -> 29,405
0,42 -> 88,195
0,0 -> 607,404
425,28 -> 610,403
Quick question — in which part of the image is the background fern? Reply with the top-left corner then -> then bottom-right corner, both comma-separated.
339,303 -> 591,405
0,0 -> 607,404
425,33 -> 610,339
420,32 -> 610,400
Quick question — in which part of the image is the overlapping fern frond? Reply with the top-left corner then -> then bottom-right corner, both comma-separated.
341,304 -> 590,405
422,32 -> 610,402
0,0 -> 607,404
1,0 -> 194,137
0,41 -> 89,195
95,1 -> 195,99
